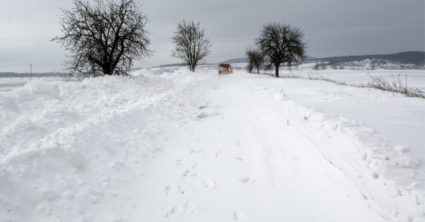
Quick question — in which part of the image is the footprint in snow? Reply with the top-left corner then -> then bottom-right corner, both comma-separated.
181,164 -> 198,179
239,177 -> 255,184
164,185 -> 185,195
210,150 -> 221,159
165,201 -> 202,218
233,211 -> 248,221
202,179 -> 217,189
175,159 -> 184,166
165,206 -> 180,218
235,156 -> 245,162
196,112 -> 220,120
164,185 -> 171,195
182,169 -> 196,179
196,112 -> 209,119
190,149 -> 203,155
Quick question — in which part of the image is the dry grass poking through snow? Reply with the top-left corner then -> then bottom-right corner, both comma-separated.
367,75 -> 425,99
272,72 -> 425,99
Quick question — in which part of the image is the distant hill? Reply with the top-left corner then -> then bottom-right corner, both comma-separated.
224,51 -> 425,68
307,51 -> 425,66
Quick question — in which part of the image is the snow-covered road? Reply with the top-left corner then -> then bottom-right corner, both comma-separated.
135,72 -> 384,221
0,68 -> 424,221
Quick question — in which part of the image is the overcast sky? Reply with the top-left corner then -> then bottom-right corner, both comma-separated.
0,0 -> 424,72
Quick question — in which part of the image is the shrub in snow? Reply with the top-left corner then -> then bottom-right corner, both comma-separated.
368,75 -> 425,98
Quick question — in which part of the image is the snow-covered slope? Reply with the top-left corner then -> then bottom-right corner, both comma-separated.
0,68 -> 424,221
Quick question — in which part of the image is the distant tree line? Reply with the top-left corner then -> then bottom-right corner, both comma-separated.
54,0 -> 307,78
312,61 -> 344,70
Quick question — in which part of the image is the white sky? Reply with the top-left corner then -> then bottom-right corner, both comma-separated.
0,0 -> 424,72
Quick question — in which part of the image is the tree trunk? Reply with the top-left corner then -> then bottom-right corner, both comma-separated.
102,65 -> 113,75
275,63 -> 280,78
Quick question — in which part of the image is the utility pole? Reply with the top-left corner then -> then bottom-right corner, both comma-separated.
30,64 -> 32,74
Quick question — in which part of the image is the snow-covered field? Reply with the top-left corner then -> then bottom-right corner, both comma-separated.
0,67 -> 424,221
291,69 -> 425,91
231,62 -> 425,90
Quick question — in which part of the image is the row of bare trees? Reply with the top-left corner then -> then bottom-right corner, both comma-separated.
54,0 -> 211,76
54,0 -> 306,77
246,23 -> 306,77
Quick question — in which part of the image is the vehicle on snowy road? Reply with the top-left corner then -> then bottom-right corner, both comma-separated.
218,63 -> 233,74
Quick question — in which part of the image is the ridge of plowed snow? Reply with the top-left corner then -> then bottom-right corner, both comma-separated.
255,85 -> 424,221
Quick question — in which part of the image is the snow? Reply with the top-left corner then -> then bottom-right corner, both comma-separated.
232,62 -> 425,90
0,67 -> 424,222
298,69 -> 425,91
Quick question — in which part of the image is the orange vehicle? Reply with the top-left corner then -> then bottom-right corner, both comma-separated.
218,63 -> 233,74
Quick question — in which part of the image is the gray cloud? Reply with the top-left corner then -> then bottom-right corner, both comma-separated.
1,0 -> 424,72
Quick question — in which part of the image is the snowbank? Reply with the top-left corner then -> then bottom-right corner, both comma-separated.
256,86 -> 425,221
0,67 -> 204,222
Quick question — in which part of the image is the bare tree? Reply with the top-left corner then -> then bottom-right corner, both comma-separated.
53,0 -> 151,76
172,20 -> 211,72
246,51 -> 255,73
257,23 -> 306,77
246,48 -> 264,74
247,62 -> 254,73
